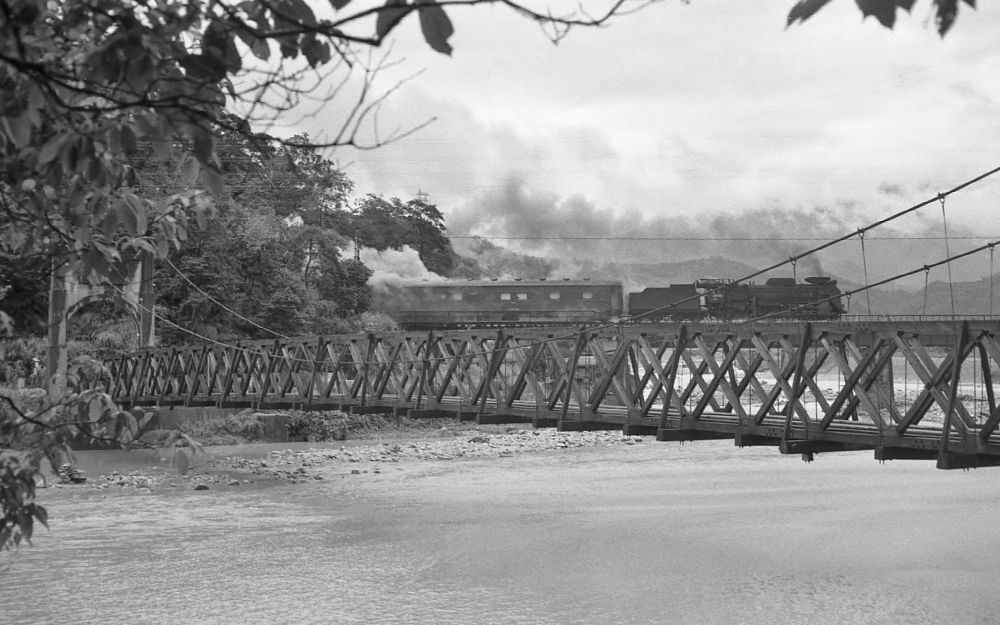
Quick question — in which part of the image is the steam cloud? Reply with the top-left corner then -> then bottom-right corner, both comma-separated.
446,176 -> 987,288
359,245 -> 446,291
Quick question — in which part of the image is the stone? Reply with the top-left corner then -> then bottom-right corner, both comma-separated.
350,469 -> 361,475
227,480 -> 240,486
194,484 -> 210,490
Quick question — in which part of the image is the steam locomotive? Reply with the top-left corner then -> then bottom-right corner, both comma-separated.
380,276 -> 844,329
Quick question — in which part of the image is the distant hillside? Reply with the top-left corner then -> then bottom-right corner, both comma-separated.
590,256 -> 761,288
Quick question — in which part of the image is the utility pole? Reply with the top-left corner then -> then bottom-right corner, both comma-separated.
46,255 -> 69,397
138,249 -> 155,348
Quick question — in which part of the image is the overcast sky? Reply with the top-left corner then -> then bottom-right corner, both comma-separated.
292,1 -> 1000,282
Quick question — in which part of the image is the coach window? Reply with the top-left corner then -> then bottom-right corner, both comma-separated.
582,292 -> 593,300
450,292 -> 463,300
549,292 -> 560,300
500,293 -> 511,301
516,293 -> 528,301
439,293 -> 447,300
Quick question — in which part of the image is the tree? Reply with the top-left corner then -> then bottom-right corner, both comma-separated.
349,194 -> 460,275
787,0 -> 975,36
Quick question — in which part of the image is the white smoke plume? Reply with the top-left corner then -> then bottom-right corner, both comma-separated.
358,245 -> 446,292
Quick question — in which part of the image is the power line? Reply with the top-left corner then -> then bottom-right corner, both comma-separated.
449,235 -> 998,242
163,257 -> 289,339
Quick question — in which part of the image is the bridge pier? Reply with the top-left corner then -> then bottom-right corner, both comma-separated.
779,440 -> 874,456
734,433 -> 781,447
936,452 -> 1000,470
622,423 -> 658,436
874,447 -> 938,461
558,420 -> 626,432
476,414 -> 534,425
656,428 -> 732,442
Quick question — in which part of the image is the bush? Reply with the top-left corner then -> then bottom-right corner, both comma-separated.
0,338 -> 46,388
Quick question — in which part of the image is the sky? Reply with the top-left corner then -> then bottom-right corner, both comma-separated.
287,1 -> 1000,286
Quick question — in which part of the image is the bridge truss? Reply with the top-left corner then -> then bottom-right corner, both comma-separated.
107,320 -> 1000,469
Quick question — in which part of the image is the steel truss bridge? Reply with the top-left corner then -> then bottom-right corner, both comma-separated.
107,319 -> 1000,470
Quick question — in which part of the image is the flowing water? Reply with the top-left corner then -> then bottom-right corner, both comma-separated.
2,441 -> 998,624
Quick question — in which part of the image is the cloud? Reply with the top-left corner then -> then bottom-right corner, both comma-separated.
292,1 -> 1000,289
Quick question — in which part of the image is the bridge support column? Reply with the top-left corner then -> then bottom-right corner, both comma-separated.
936,452 -> 1000,470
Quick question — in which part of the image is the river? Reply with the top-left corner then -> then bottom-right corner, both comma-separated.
2,439 -> 998,624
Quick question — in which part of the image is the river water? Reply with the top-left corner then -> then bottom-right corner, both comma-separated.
2,440 -> 998,624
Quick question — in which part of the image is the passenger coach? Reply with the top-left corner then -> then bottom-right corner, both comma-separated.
386,279 -> 624,329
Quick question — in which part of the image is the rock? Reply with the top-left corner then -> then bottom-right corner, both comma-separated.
227,480 -> 240,486
194,484 -> 210,490
350,469 -> 361,475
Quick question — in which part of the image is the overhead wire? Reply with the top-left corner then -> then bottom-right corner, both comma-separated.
163,257 -> 290,339
111,163 -> 1000,385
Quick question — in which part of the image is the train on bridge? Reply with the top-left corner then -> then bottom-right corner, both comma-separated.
379,276 -> 845,329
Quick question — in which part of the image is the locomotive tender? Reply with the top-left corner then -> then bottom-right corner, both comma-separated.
381,276 -> 843,329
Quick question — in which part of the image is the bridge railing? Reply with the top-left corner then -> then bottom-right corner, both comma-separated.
106,319 -> 1000,469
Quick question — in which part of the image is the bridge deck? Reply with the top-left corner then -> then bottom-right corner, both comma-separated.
107,319 -> 1000,469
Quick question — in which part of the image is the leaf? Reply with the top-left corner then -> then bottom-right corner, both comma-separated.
117,199 -> 138,237
194,204 -> 208,230
180,156 -> 200,187
285,0 -> 318,27
121,124 -> 138,155
101,204 -> 119,238
376,0 -> 409,39
2,115 -> 31,148
89,399 -> 103,422
192,133 -> 215,164
934,0 -> 959,35
202,166 -> 225,197
416,0 -> 453,55
786,0 -> 833,26
156,236 -> 169,258
32,505 -> 48,528
106,126 -> 123,155
854,0 -> 916,28
124,193 -> 147,234
36,135 -> 65,165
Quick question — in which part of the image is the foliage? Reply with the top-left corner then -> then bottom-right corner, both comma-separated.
0,337 -> 46,388
153,136 -> 376,343
0,455 -> 47,550
0,247 -> 48,333
345,194 -> 460,275
787,0 -> 974,36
